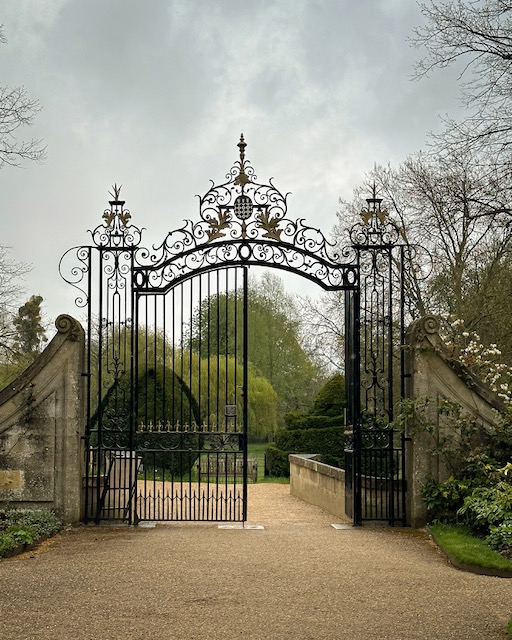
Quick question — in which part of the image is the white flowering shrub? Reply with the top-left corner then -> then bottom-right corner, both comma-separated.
443,318 -> 512,405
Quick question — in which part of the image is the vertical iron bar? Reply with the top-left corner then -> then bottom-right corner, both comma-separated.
400,245 -> 407,526
242,266 -> 249,522
95,248 -> 104,524
84,247 -> 93,523
353,264 -> 362,526
388,246 -> 395,525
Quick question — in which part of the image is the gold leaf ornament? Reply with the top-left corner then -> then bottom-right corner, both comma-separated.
256,209 -> 282,241
207,208 -> 232,242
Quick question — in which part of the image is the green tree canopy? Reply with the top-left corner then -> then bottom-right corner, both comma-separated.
188,272 -> 323,424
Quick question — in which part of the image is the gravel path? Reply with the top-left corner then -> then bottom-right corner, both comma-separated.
1,484 -> 511,640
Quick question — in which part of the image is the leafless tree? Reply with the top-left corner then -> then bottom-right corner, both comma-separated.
0,25 -> 45,168
336,153 -> 512,359
412,1 -> 512,165
297,292 -> 345,373
0,245 -> 31,360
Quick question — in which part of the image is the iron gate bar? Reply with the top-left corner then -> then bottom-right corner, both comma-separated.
242,265 -> 249,522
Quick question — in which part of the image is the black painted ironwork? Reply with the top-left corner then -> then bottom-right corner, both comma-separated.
61,137 -> 409,526
344,190 -> 408,525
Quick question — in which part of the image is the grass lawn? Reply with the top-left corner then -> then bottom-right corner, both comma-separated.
429,524 -> 512,573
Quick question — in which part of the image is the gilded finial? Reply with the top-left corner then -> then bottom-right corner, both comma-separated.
235,134 -> 249,187
361,183 -> 388,226
238,134 -> 246,164
104,183 -> 130,228
109,184 -> 123,203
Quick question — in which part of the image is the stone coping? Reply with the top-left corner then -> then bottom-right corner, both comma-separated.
288,453 -> 345,480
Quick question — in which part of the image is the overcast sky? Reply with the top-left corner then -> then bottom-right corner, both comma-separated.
1,0 -> 462,330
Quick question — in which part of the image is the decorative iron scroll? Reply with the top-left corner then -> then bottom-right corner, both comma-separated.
59,184 -> 145,307
132,135 -> 357,292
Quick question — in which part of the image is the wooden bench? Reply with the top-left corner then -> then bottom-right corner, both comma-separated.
199,455 -> 258,483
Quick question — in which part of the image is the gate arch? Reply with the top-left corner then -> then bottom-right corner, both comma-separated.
60,135 -> 408,526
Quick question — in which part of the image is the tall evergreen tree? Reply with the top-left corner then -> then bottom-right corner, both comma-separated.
13,295 -> 46,355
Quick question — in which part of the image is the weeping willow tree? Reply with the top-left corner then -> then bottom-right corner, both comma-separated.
178,350 -> 278,440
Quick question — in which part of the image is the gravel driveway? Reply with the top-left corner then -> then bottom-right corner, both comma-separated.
1,484 -> 510,640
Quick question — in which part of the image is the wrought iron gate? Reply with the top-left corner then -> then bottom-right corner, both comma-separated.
131,265 -> 250,522
61,136 -> 409,525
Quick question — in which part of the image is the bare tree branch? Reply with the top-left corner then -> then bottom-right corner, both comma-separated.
0,25 -> 46,168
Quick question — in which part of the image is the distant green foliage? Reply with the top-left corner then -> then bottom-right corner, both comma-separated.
180,352 -> 278,439
13,295 -> 46,355
187,273 -> 323,425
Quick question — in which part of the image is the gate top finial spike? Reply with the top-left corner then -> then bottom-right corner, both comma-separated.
365,181 -> 383,209
238,133 -> 246,163
109,183 -> 123,204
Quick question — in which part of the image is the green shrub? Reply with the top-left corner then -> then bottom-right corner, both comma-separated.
4,509 -> 62,538
457,482 -> 512,533
320,453 -> 344,468
0,528 -> 32,557
0,509 -> 62,558
421,476 -> 476,524
486,521 -> 512,552
98,365 -> 200,475
265,445 -> 290,477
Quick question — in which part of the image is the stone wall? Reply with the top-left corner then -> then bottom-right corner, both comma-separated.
289,454 -> 345,519
405,316 -> 505,527
0,315 -> 85,523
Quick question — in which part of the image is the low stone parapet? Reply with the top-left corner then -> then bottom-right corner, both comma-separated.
289,454 -> 345,519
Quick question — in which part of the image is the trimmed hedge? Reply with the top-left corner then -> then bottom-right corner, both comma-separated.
310,373 -> 345,417
266,375 -> 346,477
265,445 -> 291,477
265,426 -> 345,477
95,365 -> 200,475
275,425 -> 345,459
284,412 -> 343,430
